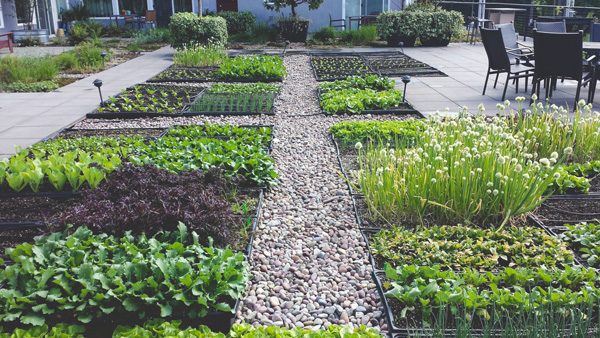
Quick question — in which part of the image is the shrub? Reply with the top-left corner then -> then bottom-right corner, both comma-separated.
169,13 -> 228,50
62,165 -> 243,247
16,36 -> 41,46
56,42 -> 110,72
216,11 -> 256,35
229,22 -> 278,43
311,26 -> 338,42
68,21 -> 102,45
0,56 -> 58,85
133,27 -> 171,44
339,25 -> 377,45
376,11 -> 425,46
4,80 -> 58,92
420,9 -> 464,44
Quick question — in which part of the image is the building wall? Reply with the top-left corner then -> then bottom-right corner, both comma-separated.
205,0 -> 344,32
0,0 -> 19,34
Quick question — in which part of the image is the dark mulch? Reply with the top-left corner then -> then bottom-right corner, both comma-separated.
53,128 -> 167,139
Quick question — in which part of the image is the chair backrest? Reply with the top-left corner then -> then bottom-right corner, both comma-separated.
533,30 -> 582,80
145,10 -> 156,22
534,20 -> 566,33
591,23 -> 600,42
495,22 -> 518,50
480,27 -> 511,72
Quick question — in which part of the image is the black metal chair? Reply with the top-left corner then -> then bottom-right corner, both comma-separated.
329,14 -> 346,30
481,28 -> 534,101
534,20 -> 567,33
532,30 -> 596,108
467,16 -> 494,44
495,22 -> 533,65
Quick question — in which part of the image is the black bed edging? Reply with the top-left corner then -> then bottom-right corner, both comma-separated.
86,112 -> 183,119
331,135 -> 362,196
0,222 -> 44,233
545,193 -> 600,200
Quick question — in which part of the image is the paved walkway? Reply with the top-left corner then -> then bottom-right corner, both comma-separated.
0,46 -> 175,159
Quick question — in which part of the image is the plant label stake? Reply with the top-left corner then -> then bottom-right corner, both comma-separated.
401,76 -> 411,103
93,79 -> 104,107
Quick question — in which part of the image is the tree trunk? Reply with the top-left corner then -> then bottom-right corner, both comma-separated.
198,0 -> 202,17
291,3 -> 296,17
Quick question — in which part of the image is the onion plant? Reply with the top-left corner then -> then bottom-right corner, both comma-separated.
355,109 -> 565,227
173,45 -> 227,67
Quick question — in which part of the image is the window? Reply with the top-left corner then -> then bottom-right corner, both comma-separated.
173,0 -> 192,13
86,0 -> 113,16
119,0 -> 147,15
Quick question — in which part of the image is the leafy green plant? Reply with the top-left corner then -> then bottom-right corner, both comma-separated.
0,324 -> 85,338
133,28 -> 171,45
128,136 -> 277,187
3,81 -> 58,92
317,75 -> 395,92
311,26 -> 339,43
0,56 -> 58,85
168,124 -> 272,148
217,55 -> 286,80
560,223 -> 600,267
339,25 -> 378,45
320,88 -> 402,114
544,161 -> 600,194
0,150 -> 122,192
372,225 -> 574,270
0,224 -> 249,326
97,85 -> 196,114
330,120 -> 426,145
115,321 -> 383,337
383,264 -> 599,328
173,45 -> 227,67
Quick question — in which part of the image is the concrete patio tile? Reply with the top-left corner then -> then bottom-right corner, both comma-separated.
14,115 -> 82,127
0,138 -> 45,154
0,106 -> 52,116
0,126 -> 66,139
0,116 -> 29,126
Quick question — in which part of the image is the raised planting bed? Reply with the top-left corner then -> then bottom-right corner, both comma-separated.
147,66 -> 219,83
166,124 -> 273,152
330,120 -> 427,197
184,83 -> 281,116
532,196 -> 600,235
318,88 -> 419,116
148,55 -> 286,83
361,52 -> 447,77
375,265 -> 600,336
0,224 -> 250,333
544,160 -> 600,196
86,84 -> 202,119
311,54 -> 377,81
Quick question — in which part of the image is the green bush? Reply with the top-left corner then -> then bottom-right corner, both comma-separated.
134,27 -> 171,44
311,26 -> 338,42
420,9 -> 464,44
68,21 -> 102,45
216,11 -> 256,35
4,81 -> 58,92
376,11 -> 425,46
0,56 -> 58,85
229,22 -> 278,43
56,43 -> 111,72
169,13 -> 228,50
16,36 -> 41,46
339,25 -> 377,45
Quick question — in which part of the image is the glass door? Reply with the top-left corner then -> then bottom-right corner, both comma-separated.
345,0 -> 361,30
365,0 -> 383,15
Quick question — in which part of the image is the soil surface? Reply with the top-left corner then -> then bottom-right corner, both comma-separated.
54,128 -> 167,139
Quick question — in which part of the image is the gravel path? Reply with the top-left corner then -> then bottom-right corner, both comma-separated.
74,54 -> 423,333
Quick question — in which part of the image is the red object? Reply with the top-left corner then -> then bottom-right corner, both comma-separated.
121,10 -> 126,15
0,32 -> 14,53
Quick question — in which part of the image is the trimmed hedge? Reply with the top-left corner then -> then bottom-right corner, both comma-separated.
376,9 -> 463,46
169,13 -> 228,50
215,11 -> 256,35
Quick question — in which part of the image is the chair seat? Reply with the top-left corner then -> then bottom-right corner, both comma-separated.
511,63 -> 535,74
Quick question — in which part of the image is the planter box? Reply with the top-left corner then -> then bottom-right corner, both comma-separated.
12,29 -> 49,43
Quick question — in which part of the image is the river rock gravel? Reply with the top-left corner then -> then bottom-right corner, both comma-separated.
73,54 -> 423,334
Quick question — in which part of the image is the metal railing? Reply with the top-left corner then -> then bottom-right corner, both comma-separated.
436,1 -> 599,37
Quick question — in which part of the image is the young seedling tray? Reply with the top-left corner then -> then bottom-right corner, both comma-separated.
86,84 -> 202,119
148,65 -> 284,83
361,52 -> 447,78
147,65 -> 220,83
182,89 -> 278,116
310,53 -> 378,81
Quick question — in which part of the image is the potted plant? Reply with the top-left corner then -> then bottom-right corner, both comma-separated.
263,0 -> 325,42
419,9 -> 463,47
376,11 -> 424,47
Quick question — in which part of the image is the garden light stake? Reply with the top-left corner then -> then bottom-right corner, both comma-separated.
401,75 -> 410,102
93,79 -> 104,106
